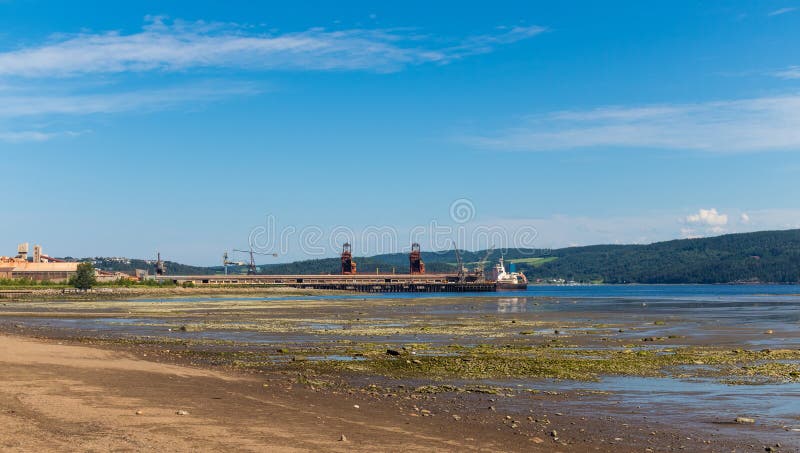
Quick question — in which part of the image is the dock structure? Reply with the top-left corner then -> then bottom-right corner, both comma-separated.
155,273 -> 496,293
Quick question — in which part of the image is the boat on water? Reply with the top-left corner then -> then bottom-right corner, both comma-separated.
492,257 -> 528,290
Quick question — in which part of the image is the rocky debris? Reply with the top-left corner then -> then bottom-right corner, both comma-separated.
386,349 -> 401,356
338,434 -> 347,442
735,417 -> 756,424
353,404 -> 360,409
550,430 -> 558,437
451,414 -> 462,421
531,437 -> 544,444
135,410 -> 143,415
764,330 -> 774,335
176,410 -> 189,416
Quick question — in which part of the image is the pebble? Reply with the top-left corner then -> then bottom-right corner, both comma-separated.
135,410 -> 143,415
735,417 -> 756,424
452,414 -> 462,421
339,434 -> 347,442
764,330 -> 774,335
386,349 -> 401,356
353,405 -> 360,409
176,410 -> 189,416
531,437 -> 544,444
550,430 -> 558,437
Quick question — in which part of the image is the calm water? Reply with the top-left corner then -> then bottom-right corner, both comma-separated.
129,283 -> 800,303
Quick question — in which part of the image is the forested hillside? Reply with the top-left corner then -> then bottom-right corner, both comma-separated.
518,229 -> 800,283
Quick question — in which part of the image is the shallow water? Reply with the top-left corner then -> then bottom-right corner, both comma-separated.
494,374 -> 800,447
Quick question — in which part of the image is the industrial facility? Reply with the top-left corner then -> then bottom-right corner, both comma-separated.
0,243 -> 78,282
0,243 -> 137,283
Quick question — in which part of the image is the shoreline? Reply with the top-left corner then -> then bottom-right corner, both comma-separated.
0,285 -> 345,302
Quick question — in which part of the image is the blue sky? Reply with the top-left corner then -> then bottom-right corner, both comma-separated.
2,1 -> 799,265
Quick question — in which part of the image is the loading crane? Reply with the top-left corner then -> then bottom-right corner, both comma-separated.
222,251 -> 245,276
452,241 -> 466,284
233,247 -> 278,275
475,246 -> 495,282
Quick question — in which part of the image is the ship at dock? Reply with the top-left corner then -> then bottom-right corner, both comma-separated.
492,257 -> 528,290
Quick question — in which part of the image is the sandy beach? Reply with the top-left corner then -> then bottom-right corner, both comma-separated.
1,334 -> 529,452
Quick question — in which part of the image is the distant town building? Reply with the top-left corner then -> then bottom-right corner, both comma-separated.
0,243 -> 79,282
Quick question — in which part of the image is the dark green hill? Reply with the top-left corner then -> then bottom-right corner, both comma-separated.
518,229 -> 800,284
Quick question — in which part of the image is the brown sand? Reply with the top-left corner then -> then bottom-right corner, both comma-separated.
0,334 -> 539,452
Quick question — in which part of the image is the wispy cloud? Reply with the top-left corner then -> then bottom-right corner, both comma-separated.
0,130 -> 59,143
0,17 -> 545,143
0,129 -> 90,143
462,94 -> 800,153
0,82 -> 258,142
0,17 -> 545,77
775,66 -> 800,79
768,7 -> 797,16
0,82 -> 259,117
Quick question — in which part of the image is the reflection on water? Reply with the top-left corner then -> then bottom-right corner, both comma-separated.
497,297 -> 527,313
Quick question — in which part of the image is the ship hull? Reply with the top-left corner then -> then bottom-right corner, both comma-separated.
496,282 -> 528,290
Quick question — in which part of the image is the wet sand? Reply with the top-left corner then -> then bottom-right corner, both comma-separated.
1,289 -> 798,451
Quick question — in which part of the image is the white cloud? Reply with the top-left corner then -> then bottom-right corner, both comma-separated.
686,208 -> 728,226
681,208 -> 729,238
0,130 -> 57,143
462,94 -> 800,153
768,7 -> 797,16
0,82 -> 259,118
0,129 -> 86,143
740,213 -> 751,223
0,17 -> 545,78
775,66 -> 800,79
0,17 -> 545,143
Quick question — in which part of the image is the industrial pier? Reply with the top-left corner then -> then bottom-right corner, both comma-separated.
156,242 -> 498,292
155,273 -> 496,292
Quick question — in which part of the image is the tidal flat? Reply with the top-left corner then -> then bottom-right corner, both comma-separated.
2,286 -> 799,451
